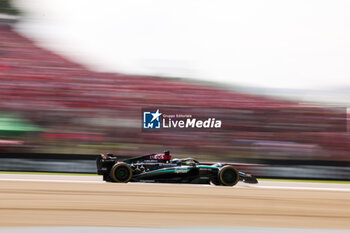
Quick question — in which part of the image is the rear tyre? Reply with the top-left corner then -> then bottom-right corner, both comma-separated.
110,163 -> 133,183
218,166 -> 239,186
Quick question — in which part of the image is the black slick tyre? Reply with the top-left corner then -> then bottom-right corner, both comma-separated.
110,162 -> 133,183
218,165 -> 239,186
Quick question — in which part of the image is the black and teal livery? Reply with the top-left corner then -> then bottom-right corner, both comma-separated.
96,151 -> 258,186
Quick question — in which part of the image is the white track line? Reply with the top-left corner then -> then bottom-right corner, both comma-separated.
0,178 -> 102,184
253,185 -> 350,192
0,177 -> 350,192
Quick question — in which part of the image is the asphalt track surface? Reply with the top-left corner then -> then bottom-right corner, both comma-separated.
0,174 -> 349,231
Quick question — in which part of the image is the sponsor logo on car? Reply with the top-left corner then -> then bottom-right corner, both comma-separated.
174,168 -> 190,173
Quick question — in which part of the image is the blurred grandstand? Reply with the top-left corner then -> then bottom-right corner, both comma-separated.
0,22 -> 349,162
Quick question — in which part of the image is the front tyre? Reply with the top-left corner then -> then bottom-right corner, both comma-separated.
110,163 -> 133,183
218,166 -> 239,186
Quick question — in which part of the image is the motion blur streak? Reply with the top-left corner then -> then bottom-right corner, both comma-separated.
1,23 -> 350,166
15,0 -> 350,90
0,227 -> 350,233
1,0 -> 350,231
0,179 -> 349,228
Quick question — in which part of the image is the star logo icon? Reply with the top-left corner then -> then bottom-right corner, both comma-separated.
143,109 -> 162,129
150,109 -> 162,122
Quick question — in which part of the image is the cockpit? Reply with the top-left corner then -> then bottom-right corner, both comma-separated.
171,158 -> 199,166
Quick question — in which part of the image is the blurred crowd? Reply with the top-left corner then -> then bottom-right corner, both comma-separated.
1,24 -> 350,161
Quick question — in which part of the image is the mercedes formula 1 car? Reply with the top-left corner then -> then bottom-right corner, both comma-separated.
96,151 -> 258,186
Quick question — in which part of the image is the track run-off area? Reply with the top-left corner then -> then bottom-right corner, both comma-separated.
0,174 -> 349,229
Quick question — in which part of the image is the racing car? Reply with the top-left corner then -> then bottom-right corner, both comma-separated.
96,151 -> 258,186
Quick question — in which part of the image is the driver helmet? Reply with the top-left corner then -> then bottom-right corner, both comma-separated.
163,150 -> 171,160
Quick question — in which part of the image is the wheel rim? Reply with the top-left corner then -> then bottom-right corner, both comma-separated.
219,167 -> 239,186
222,169 -> 235,183
116,167 -> 130,181
111,163 -> 132,182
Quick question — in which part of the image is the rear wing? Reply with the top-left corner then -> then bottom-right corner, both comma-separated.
99,153 -> 118,161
